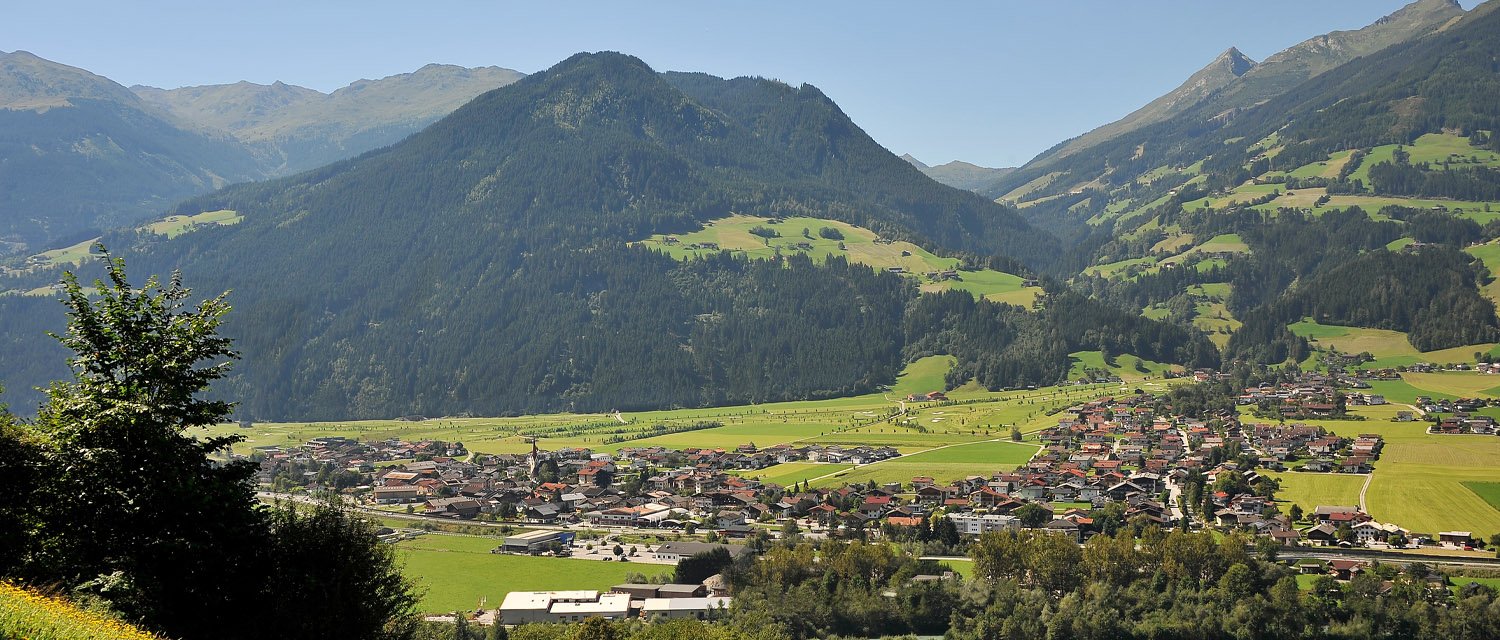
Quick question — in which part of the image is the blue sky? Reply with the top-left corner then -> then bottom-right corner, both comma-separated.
2,1 -> 1482,167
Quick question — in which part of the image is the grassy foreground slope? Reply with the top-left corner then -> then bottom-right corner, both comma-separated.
0,582 -> 162,640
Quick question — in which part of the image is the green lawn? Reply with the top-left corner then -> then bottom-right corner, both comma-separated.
1462,482 -> 1500,511
940,558 -> 974,578
734,462 -> 855,487
396,534 -> 660,613
1266,471 -> 1366,515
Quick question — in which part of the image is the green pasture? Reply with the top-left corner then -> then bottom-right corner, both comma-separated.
1263,404 -> 1500,534
1265,471 -> 1366,515
1462,482 -> 1500,511
734,462 -> 855,488
1249,189 -> 1500,220
211,357 -> 1144,471
1400,372 -> 1500,399
143,209 -> 242,238
1084,255 -> 1158,278
1349,134 -> 1500,186
1465,240 -> 1500,313
807,435 -> 1039,488
1067,350 -> 1177,382
636,214 -> 1040,302
396,534 -> 660,613
898,440 -> 1040,465
1288,319 -> 1499,369
893,356 -> 956,397
31,237 -> 98,268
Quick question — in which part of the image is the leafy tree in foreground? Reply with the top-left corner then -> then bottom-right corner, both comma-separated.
0,390 -> 44,576
28,248 -> 265,638
6,247 -> 420,640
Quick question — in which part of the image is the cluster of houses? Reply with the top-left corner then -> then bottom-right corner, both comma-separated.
1242,423 -> 1384,474
249,390 -> 1385,553
1235,378 -> 1357,417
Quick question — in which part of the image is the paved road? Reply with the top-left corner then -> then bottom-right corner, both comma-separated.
923,548 -> 1500,571
256,491 -> 669,537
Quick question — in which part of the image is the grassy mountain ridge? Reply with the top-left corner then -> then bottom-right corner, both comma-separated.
1005,0 -> 1467,196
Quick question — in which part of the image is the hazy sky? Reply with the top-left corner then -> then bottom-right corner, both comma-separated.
2,1 -> 1482,167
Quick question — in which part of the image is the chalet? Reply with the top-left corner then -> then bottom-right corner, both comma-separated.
423,497 -> 481,519
372,485 -> 421,504
1438,531 -> 1473,546
1328,560 -> 1367,581
1305,523 -> 1338,544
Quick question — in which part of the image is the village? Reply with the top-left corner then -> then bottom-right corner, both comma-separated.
242,367 -> 1500,627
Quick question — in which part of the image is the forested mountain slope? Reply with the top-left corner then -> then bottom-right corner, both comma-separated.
0,52 -> 1212,420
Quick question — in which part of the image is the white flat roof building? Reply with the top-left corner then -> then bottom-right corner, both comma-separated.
640,597 -> 732,621
499,590 -> 605,624
549,593 -> 632,622
499,591 -> 632,624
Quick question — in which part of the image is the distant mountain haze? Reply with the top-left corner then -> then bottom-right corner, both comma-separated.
901,154 -> 1015,193
0,52 -> 523,255
0,50 -> 260,255
132,63 -> 525,174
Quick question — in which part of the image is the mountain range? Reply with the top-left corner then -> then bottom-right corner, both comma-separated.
1011,0 -> 1468,187
132,63 -> 525,174
2,0 -> 1498,420
0,51 -> 522,255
